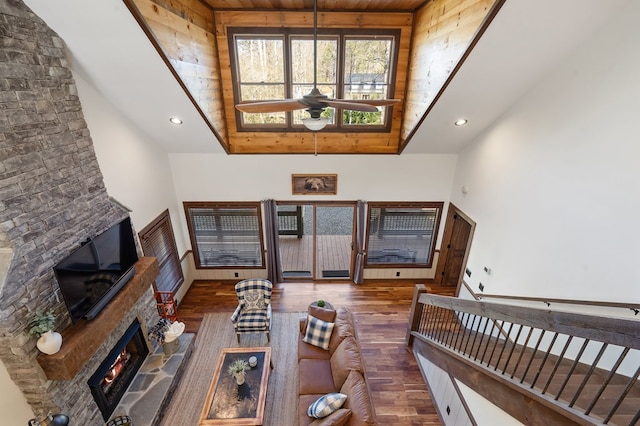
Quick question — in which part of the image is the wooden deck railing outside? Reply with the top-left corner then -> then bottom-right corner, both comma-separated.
407,285 -> 640,425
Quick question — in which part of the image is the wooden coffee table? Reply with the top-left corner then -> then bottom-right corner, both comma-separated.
199,347 -> 271,425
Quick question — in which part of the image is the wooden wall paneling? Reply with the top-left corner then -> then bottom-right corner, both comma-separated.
214,10 -> 412,154
214,11 -> 412,29
140,17 -> 215,65
201,0 -> 427,12
228,132 -> 400,154
319,0 -> 426,10
131,0 -> 230,147
128,0 -> 501,154
401,0 -> 498,143
152,0 -> 214,30
212,15 -> 237,151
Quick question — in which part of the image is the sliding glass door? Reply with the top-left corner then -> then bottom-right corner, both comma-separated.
277,202 -> 355,281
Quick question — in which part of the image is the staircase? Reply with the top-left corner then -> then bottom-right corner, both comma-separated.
406,285 -> 640,425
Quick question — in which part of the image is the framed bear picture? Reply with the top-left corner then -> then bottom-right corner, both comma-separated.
292,174 -> 337,195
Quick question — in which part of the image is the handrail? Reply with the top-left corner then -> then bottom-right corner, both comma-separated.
461,279 -> 640,314
420,293 -> 640,350
277,206 -> 303,238
478,292 -> 640,314
407,285 -> 640,425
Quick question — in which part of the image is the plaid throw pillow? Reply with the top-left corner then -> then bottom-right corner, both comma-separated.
303,315 -> 335,350
308,392 -> 347,418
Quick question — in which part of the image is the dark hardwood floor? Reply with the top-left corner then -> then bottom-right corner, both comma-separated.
178,279 -> 456,425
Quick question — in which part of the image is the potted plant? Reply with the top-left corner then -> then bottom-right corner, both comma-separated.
228,359 -> 248,385
148,318 -> 172,354
148,318 -> 184,355
28,309 -> 62,355
311,299 -> 333,310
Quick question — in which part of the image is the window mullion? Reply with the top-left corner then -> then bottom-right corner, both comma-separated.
336,33 -> 346,131
284,33 -> 292,126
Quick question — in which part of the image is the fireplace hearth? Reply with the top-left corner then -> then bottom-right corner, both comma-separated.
89,319 -> 149,421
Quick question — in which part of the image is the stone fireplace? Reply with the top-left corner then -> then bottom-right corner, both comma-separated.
29,257 -> 160,424
0,1 -> 164,424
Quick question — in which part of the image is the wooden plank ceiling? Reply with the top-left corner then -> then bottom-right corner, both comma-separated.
125,0 -> 501,154
199,0 -> 429,11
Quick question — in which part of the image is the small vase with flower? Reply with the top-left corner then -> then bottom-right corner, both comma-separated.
28,309 -> 62,355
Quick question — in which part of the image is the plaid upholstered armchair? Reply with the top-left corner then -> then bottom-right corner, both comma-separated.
230,278 -> 273,343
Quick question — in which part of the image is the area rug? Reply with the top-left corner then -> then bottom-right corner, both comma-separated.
160,312 -> 301,426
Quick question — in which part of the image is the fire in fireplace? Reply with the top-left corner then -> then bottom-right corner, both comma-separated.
88,319 -> 149,420
103,348 -> 130,387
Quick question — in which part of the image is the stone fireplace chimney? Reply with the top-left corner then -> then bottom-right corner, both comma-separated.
0,1 -> 160,423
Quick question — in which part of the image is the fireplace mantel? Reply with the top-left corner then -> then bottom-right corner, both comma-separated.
37,257 -> 160,380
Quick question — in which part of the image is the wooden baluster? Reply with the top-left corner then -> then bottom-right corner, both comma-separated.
405,284 -> 427,345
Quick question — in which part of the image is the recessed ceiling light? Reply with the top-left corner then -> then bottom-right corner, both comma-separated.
169,117 -> 183,125
454,119 -> 468,126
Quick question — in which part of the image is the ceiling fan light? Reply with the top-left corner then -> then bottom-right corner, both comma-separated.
302,117 -> 329,131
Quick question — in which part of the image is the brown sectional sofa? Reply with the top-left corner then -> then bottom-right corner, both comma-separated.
298,305 -> 376,426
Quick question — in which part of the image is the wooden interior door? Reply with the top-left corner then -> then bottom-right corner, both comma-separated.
435,204 -> 475,290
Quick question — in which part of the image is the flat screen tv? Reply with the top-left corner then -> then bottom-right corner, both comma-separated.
54,217 -> 139,322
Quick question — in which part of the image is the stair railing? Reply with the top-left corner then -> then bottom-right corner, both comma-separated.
407,285 -> 640,425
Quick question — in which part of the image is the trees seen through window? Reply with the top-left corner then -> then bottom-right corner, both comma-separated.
231,29 -> 398,131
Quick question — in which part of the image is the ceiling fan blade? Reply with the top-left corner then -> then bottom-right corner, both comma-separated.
235,100 -> 306,113
335,99 -> 401,107
325,100 -> 379,112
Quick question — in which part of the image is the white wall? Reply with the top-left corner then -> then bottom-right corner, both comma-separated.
168,153 -> 456,202
416,353 -> 472,426
170,153 -> 455,243
0,361 -> 34,425
72,69 -> 190,256
450,0 -> 640,303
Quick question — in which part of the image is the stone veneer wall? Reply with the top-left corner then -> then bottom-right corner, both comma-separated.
59,293 -> 159,423
0,1 -> 159,422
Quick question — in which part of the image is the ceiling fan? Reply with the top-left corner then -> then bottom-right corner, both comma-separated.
234,0 -> 400,131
